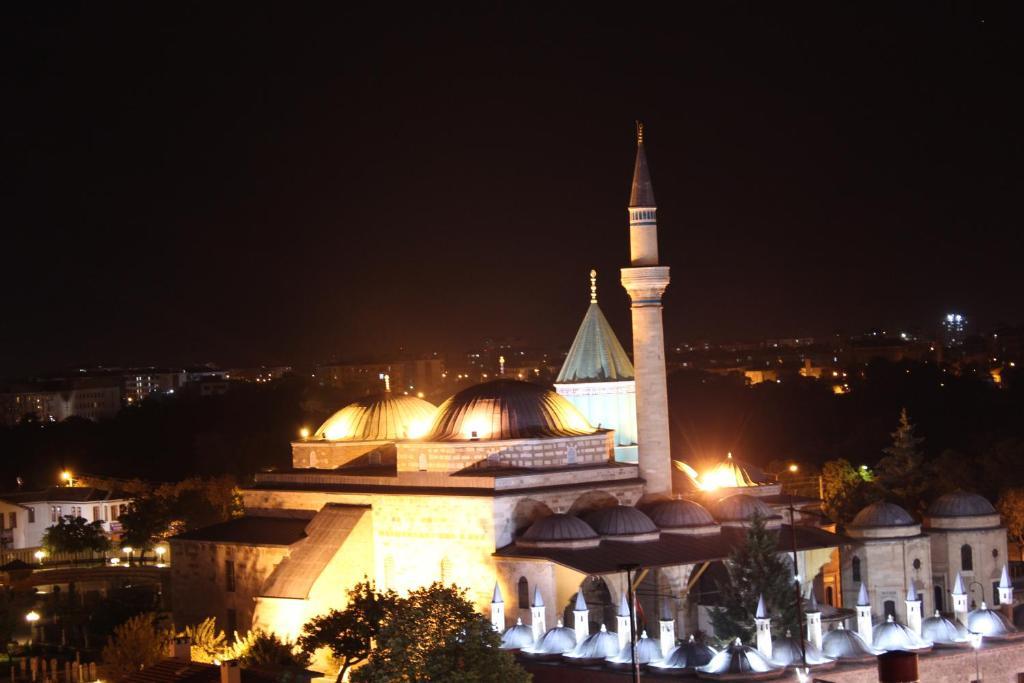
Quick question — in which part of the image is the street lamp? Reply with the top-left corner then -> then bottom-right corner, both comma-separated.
155,546 -> 167,566
60,470 -> 73,487
968,631 -> 983,682
33,550 -> 46,565
122,546 -> 133,567
25,611 -> 39,648
299,427 -> 310,440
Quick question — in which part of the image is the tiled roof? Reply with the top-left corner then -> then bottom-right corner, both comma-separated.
172,515 -> 312,546
555,303 -> 634,383
495,524 -> 843,574
0,487 -> 126,504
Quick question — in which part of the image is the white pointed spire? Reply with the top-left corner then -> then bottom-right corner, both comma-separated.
1000,564 -> 1012,589
574,591 -> 588,612
516,617 -> 523,625
806,589 -> 820,613
755,594 -> 768,619
618,592 -> 631,617
531,586 -> 544,607
906,582 -> 918,602
600,623 -> 608,632
857,583 -> 870,606
953,572 -> 966,595
492,582 -> 503,603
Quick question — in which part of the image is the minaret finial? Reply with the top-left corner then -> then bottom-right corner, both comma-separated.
589,269 -> 598,304
636,120 -> 644,145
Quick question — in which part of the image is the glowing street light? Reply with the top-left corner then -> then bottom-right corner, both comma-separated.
122,546 -> 133,567
25,611 -> 39,648
788,464 -> 799,473
33,550 -> 46,565
60,470 -> 74,486
155,546 -> 167,566
299,427 -> 310,440
968,631 -> 983,683
25,611 -> 39,624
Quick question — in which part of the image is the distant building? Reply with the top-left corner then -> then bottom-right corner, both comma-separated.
943,312 -> 968,348
0,379 -> 122,426
317,358 -> 444,396
0,487 -> 132,549
224,366 -> 292,383
124,369 -> 188,404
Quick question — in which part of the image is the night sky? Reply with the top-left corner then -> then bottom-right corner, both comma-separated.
5,3 -> 1021,376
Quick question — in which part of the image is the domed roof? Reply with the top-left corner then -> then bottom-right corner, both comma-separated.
500,618 -> 535,650
607,631 -> 663,665
583,505 -> 658,538
525,621 -> 577,655
927,491 -> 997,518
648,499 -> 717,530
314,394 -> 437,441
821,626 -> 879,662
850,501 -> 915,528
649,635 -> 717,671
519,514 -> 599,548
712,494 -> 775,523
967,603 -> 1017,638
769,633 -> 833,668
922,611 -> 969,646
872,615 -> 932,652
697,639 -> 781,676
564,625 -> 620,661
426,380 -> 596,441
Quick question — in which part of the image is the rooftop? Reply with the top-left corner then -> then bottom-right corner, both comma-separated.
0,487 -> 127,504
172,514 -> 313,546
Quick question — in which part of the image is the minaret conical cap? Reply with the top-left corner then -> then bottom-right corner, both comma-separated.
492,582 -> 503,604
532,586 -> 545,608
1000,564 -> 1012,589
755,594 -> 768,619
906,583 -> 918,602
953,572 -> 966,595
574,591 -> 588,612
857,583 -> 870,606
628,122 -> 656,208
618,592 -> 631,617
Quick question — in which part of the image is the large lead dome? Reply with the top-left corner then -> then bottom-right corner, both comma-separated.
314,394 -> 437,441
426,380 -> 596,441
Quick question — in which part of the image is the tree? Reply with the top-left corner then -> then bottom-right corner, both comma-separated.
998,488 -> 1024,561
101,613 -> 170,678
875,408 -> 928,515
298,581 -> 398,682
821,459 -> 878,528
238,631 -> 311,670
118,495 -> 172,551
709,513 -> 798,644
180,617 -> 228,663
42,515 -> 111,554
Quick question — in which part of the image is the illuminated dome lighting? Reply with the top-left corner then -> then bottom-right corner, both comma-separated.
922,610 -> 969,647
583,505 -> 659,541
872,615 -> 932,652
314,394 -> 437,441
523,620 -> 577,655
769,632 -> 834,668
500,618 -> 535,650
518,514 -> 600,549
696,638 -> 782,678
564,624 -> 621,662
967,602 -> 1017,639
649,634 -> 717,672
606,631 -> 663,666
648,499 -> 719,535
426,380 -> 596,441
675,452 -> 769,492
821,625 -> 879,662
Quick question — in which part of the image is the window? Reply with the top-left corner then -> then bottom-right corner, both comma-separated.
961,544 -> 974,572
27,508 -> 34,524
225,609 -> 237,641
418,453 -> 428,471
934,585 -> 944,612
8,512 -> 16,529
517,577 -> 530,609
111,505 -> 119,519
825,586 -> 834,606
566,445 -> 578,465
851,556 -> 861,582
225,560 -> 236,592
883,600 -> 896,619
93,506 -> 100,521
51,506 -> 60,523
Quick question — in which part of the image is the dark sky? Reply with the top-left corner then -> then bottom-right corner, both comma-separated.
4,2 -> 1022,375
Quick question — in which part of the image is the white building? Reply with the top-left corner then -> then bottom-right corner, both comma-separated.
0,487 -> 132,550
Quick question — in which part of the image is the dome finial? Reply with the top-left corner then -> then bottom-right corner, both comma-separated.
589,269 -> 598,304
636,120 -> 644,145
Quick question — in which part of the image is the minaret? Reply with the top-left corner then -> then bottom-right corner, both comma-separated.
805,591 -> 823,649
490,582 -> 505,632
754,594 -> 772,659
856,583 -> 873,644
616,592 -> 632,651
658,600 -> 676,656
530,587 -> 546,643
951,572 -> 969,626
905,583 -> 922,636
999,564 -> 1014,606
620,122 -> 673,497
573,591 -> 590,642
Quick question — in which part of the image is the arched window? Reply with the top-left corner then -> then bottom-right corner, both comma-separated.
883,600 -> 896,619
852,556 -> 861,582
825,586 -> 834,606
517,577 -> 530,609
961,544 -> 974,572
934,585 -> 944,611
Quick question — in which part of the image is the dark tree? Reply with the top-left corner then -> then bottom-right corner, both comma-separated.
875,408 -> 928,514
42,515 -> 111,554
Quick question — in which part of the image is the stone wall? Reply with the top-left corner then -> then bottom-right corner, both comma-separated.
395,432 -> 613,473
291,440 -> 394,469
930,526 -> 1007,608
842,536 -> 934,623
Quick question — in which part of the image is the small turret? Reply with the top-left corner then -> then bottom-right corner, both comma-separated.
615,592 -> 632,651
573,591 -> 589,642
490,582 -> 504,632
530,587 -> 546,643
805,589 -> 823,649
951,572 -> 969,627
754,594 -> 772,659
855,584 -> 873,644
905,582 -> 922,636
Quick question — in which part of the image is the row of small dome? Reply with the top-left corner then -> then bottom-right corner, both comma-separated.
311,380 -> 598,443
518,495 -> 780,547
851,492 -> 998,529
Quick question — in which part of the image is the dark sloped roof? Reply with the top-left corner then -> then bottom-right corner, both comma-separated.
583,506 -> 657,536
122,659 -> 284,683
496,525 -> 842,574
648,499 -> 716,529
850,501 -> 915,528
927,491 -> 997,518
0,487 -> 125,504
556,303 -> 634,383
172,515 -> 312,546
522,514 -> 598,543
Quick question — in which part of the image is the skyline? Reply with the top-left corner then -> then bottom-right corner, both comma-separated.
5,4 -> 1021,375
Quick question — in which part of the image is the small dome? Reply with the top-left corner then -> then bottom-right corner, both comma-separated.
607,631 -> 663,665
922,611 -> 969,646
967,603 -> 1017,639
872,616 -> 932,652
500,618 -> 535,650
314,394 -> 437,441
564,625 -> 620,661
769,634 -> 833,668
648,499 -> 717,531
525,621 -> 577,655
649,635 -> 717,671
821,626 -> 879,662
850,501 -> 915,528
927,492 -> 996,518
426,380 -> 596,441
712,494 -> 775,523
583,506 -> 659,539
697,639 -> 781,676
519,514 -> 599,548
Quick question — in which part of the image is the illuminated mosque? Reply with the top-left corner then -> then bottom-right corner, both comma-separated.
170,128 -> 1021,679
